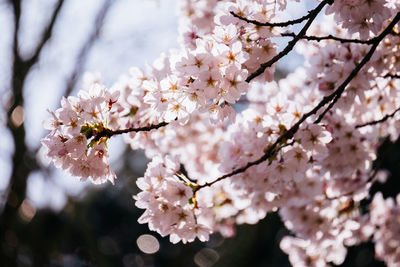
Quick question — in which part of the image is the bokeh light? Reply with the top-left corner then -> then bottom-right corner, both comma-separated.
136,234 -> 160,254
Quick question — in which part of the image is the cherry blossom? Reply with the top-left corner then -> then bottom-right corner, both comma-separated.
41,0 -> 400,265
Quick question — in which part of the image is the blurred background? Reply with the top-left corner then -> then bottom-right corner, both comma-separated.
0,0 -> 398,266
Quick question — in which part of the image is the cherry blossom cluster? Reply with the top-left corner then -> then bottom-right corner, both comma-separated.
370,193 -> 400,266
178,0 -> 299,35
134,156 -> 212,243
325,0 -> 396,39
41,83 -> 120,184
280,200 -> 374,266
42,0 -> 400,266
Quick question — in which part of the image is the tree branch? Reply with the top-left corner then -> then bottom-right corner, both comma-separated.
9,0 -> 21,61
281,32 -> 375,44
25,0 -> 64,70
230,1 -> 325,28
245,0 -> 333,82
384,73 -> 400,79
93,121 -> 168,141
355,107 -> 400,128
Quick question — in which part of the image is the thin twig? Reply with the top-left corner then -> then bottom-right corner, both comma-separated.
384,73 -> 400,79
230,2 -> 324,28
281,32 -> 375,44
25,0 -> 64,69
245,0 -> 333,82
93,121 -> 168,141
356,107 -> 400,128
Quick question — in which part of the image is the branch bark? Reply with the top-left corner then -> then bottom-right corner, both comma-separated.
230,0 -> 335,28
93,122 -> 169,141
231,9 -> 312,27
25,0 -> 64,70
356,107 -> 400,128
384,73 -> 400,79
281,32 -> 376,44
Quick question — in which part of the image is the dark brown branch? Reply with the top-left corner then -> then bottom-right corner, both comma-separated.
25,0 -> 64,69
356,107 -> 400,128
230,2 -> 323,28
281,32 -> 375,44
64,0 -> 113,97
93,122 -> 168,141
390,29 -> 399,37
384,73 -> 400,79
314,12 -> 400,124
245,0 -> 332,82
194,11 -> 400,194
9,0 -> 21,61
